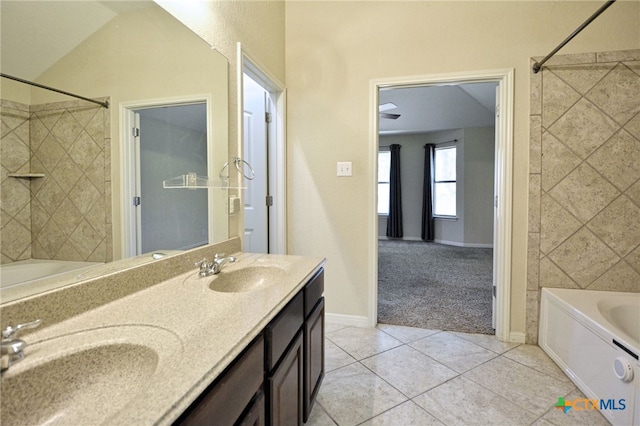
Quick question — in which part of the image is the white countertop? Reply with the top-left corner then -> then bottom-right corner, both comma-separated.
1,252 -> 325,425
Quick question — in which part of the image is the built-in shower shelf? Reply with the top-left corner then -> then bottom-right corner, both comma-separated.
162,174 -> 246,189
8,173 -> 45,179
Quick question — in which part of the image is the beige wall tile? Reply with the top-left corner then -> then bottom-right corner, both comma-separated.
540,194 -> 581,255
586,63 -> 640,125
587,195 -> 640,257
588,129 -> 640,192
589,260 -> 640,292
541,72 -> 581,128
528,174 -> 541,233
548,98 -> 619,159
548,228 -> 619,288
540,131 -> 581,192
548,163 -> 620,223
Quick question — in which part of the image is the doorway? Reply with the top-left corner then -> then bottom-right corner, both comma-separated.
121,97 -> 214,257
369,70 -> 514,341
239,44 -> 287,254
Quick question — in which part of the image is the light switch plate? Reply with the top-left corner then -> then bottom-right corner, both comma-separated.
337,161 -> 353,176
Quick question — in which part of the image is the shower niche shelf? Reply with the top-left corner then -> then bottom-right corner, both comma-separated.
162,173 -> 246,190
8,173 -> 45,179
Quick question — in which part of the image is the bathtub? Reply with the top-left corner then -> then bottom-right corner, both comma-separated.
0,259 -> 103,289
539,288 -> 640,425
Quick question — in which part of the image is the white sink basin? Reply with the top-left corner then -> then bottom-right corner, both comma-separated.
0,325 -> 182,425
208,266 -> 286,293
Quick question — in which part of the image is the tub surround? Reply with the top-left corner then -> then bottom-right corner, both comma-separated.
0,238 -> 325,424
527,48 -> 640,344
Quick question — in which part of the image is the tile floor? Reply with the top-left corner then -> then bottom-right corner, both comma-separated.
305,322 -> 610,426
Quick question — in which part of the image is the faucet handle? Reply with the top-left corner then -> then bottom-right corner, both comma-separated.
195,258 -> 211,268
214,253 -> 225,260
2,319 -> 42,339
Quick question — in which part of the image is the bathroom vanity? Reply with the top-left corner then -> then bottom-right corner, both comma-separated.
177,268 -> 325,425
0,242 -> 326,426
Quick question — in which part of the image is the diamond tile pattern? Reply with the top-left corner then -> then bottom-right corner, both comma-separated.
528,49 -> 640,343
306,323 -> 607,426
0,99 -> 111,264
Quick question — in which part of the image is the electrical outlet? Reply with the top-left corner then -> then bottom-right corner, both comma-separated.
337,161 -> 353,177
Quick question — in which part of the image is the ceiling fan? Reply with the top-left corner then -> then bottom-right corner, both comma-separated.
379,102 -> 401,120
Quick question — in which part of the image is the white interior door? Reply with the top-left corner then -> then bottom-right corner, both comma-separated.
243,74 -> 269,253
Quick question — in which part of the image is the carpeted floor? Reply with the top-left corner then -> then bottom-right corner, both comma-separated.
378,240 -> 494,335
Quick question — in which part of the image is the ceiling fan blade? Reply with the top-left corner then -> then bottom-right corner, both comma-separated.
380,112 -> 401,120
379,102 -> 398,112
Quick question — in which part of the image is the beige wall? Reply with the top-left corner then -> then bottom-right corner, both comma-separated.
527,49 -> 640,343
285,1 -> 639,336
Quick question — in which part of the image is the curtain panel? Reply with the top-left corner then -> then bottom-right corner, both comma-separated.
386,144 -> 403,238
422,143 -> 435,241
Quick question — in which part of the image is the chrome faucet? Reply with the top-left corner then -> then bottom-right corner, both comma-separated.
1,319 -> 42,372
196,253 -> 236,277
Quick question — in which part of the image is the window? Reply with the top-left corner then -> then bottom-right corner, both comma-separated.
434,146 -> 456,217
378,150 -> 391,215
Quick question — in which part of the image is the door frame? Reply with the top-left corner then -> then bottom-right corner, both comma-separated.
120,94 -> 214,258
368,69 -> 514,341
238,43 -> 287,254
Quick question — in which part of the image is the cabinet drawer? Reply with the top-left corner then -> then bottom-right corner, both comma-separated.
304,269 -> 324,318
265,292 -> 303,372
177,334 -> 264,426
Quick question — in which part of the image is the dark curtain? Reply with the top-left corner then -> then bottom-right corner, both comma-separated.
386,144 -> 403,238
421,143 -> 435,241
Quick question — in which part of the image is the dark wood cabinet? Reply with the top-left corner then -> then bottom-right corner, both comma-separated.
176,267 -> 324,426
267,331 -> 303,426
304,297 -> 324,422
302,269 -> 325,422
176,334 -> 265,426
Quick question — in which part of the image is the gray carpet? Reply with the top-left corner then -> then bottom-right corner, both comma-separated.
378,240 -> 494,335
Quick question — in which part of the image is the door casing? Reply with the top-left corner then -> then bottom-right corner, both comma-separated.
120,94 -> 214,258
238,43 -> 287,254
369,69 -> 514,341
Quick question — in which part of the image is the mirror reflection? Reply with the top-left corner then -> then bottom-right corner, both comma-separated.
0,1 -> 229,302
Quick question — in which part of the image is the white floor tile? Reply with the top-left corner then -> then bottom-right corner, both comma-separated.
377,323 -> 440,343
413,376 -> 540,425
463,356 -> 576,416
451,331 -> 520,354
359,401 -> 443,426
324,339 -> 357,372
316,363 -> 407,426
361,345 -> 458,397
409,332 -> 499,373
326,327 -> 402,360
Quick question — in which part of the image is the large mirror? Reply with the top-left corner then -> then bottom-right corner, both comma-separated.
0,1 -> 229,303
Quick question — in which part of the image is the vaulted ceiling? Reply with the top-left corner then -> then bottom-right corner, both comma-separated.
379,82 -> 498,135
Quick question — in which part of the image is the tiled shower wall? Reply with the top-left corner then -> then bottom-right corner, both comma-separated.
1,98 -> 112,264
527,49 -> 640,343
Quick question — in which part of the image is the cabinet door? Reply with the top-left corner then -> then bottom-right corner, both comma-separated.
303,297 -> 324,422
238,391 -> 266,426
268,331 -> 303,426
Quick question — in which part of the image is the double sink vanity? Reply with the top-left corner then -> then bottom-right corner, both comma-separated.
0,238 -> 326,425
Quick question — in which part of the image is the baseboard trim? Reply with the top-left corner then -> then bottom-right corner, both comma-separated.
509,331 -> 526,344
433,239 -> 493,249
325,313 -> 371,328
